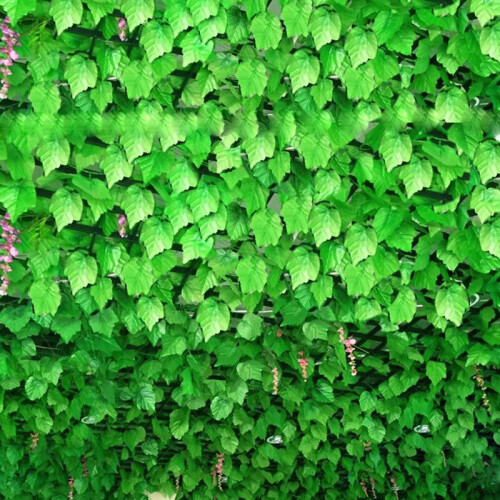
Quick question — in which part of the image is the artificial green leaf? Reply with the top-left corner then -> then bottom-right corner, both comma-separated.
435,284 -> 468,326
0,182 -> 36,222
345,27 -> 378,68
287,247 -> 320,289
64,55 -> 97,98
64,252 -> 98,295
236,256 -> 267,294
197,298 -> 230,341
251,12 -> 282,50
251,209 -> 282,247
50,0 -> 82,34
49,188 -> 83,231
122,0 -> 154,31
122,257 -> 154,296
29,280 -> 61,316
426,361 -> 447,386
389,287 -> 417,324
140,217 -> 173,258
25,377 -> 48,401
345,224 -> 378,265
121,185 -> 155,228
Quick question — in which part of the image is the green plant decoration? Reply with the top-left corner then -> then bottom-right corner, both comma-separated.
0,0 -> 500,499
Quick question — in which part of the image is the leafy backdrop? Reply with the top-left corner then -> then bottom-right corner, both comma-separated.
0,0 -> 500,498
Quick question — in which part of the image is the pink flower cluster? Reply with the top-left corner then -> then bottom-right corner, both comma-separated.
117,214 -> 127,238
68,476 -> 75,500
271,366 -> 279,395
298,351 -> 309,382
0,16 -> 20,99
118,18 -> 127,41
338,327 -> 357,376
276,329 -> 282,338
212,453 -> 225,491
0,213 -> 20,296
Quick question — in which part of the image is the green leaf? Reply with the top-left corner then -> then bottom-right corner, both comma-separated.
281,0 -> 311,37
180,29 -> 214,66
236,256 -> 267,294
29,280 -> 61,316
251,209 -> 282,247
400,157 -> 433,198
37,138 -> 70,176
435,88 -> 469,123
309,204 -> 341,246
90,81 -> 113,113
309,8 -> 340,50
311,275 -> 333,307
186,182 -> 219,221
64,55 -> 97,98
170,408 -> 190,439
345,27 -> 378,68
380,131 -> 412,171
0,181 -> 36,222
470,185 -> 500,223
373,10 -> 403,45
345,224 -> 378,265
122,257 -> 154,296
480,219 -> 500,258
359,391 -> 377,412
287,50 -> 320,93
0,0 -> 36,24
236,59 -> 268,97
140,21 -> 174,62
251,12 -> 282,50
90,278 -> 113,310
211,396 -> 234,420
121,185 -> 155,228
236,313 -> 262,341
101,146 -> 133,188
64,252 -> 98,295
300,134 -> 332,169
140,217 -> 173,258
470,0 -> 500,26
435,284 -> 468,326
49,0 -> 82,34
197,298 -> 230,341
426,361 -> 447,386
354,298 -> 381,322
49,188 -> 83,231
474,142 -> 500,184
389,287 -> 417,324
286,247 -> 320,289
282,195 -> 312,234
137,296 -> 164,331
134,382 -> 156,411
122,0 -> 154,31
122,61 -> 154,99
29,83 -> 61,115
25,377 -> 48,401
480,22 -> 500,61
344,65 -> 375,100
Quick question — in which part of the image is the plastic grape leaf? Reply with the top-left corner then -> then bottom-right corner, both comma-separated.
0,181 -> 36,222
140,217 -> 174,258
29,280 -> 61,316
170,408 -> 190,439
251,12 -> 282,50
196,298 -> 230,341
64,252 -> 98,295
309,204 -> 341,246
251,209 -> 282,247
211,396 -> 234,420
480,220 -> 500,258
380,131 -> 412,171
50,0 -> 83,34
399,157 -> 433,198
25,377 -> 48,401
435,284 -> 468,326
37,138 -> 70,176
286,247 -> 320,290
426,361 -> 447,386
470,186 -> 500,223
122,0 -> 154,31
122,257 -> 155,296
140,21 -> 174,62
49,188 -> 83,231
389,287 -> 417,324
29,83 -> 61,115
474,142 -> 500,184
122,61 -> 154,99
137,296 -> 164,331
90,278 -> 113,310
64,55 -> 97,98
134,382 -> 156,411
236,313 -> 262,341
281,0 -> 312,37
345,224 -> 378,265
309,8 -> 340,50
236,256 -> 267,294
101,146 -> 133,187
236,59 -> 268,97
121,185 -> 155,228
345,27 -> 378,68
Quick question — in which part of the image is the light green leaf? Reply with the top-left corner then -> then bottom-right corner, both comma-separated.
435,88 -> 469,123
236,59 -> 268,97
281,0 -> 312,37
359,391 -> 377,412
170,408 -> 190,439
64,55 -> 97,98
287,50 -> 320,93
122,257 -> 154,296
345,224 -> 378,265
480,22 -> 500,61
282,195 -> 312,234
140,21 -> 174,62
37,138 -> 70,176
0,0 -> 36,24
186,182 -> 219,221
50,0 -> 82,34
400,157 -> 433,198
187,0 -> 218,25
470,0 -> 500,26
25,377 -> 48,401
470,185 -> 500,223
29,280 -> 61,316
197,298 -> 230,341
140,217 -> 174,258
90,81 -> 113,113
90,278 -> 113,310
380,131 -> 412,171
211,396 -> 234,420
311,275 -> 333,307
0,181 -> 36,222
480,219 -> 500,258
122,0 -> 154,31
426,361 -> 447,386
251,209 -> 282,247
309,204 -> 341,246
236,313 -> 263,341
309,8 -> 340,50
134,382 -> 156,411
345,27 -> 378,68
137,296 -> 164,331
29,83 -> 61,115
49,188 -> 83,231
474,142 -> 500,184
354,298 -> 381,322
101,145 -> 133,187
122,61 -> 154,99
435,284 -> 468,326
389,287 -> 417,324
180,29 -> 214,66
300,134 -> 332,169
251,12 -> 282,50
344,65 -> 375,100
64,252 -> 98,295
373,10 -> 403,45
121,185 -> 155,228
236,256 -> 267,294
287,247 -> 320,289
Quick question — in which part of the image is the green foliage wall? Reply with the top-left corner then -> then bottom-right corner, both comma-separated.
0,0 -> 500,498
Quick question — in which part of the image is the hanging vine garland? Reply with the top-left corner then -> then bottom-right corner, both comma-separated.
0,0 -> 499,499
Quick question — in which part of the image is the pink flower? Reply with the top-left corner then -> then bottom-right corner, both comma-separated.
117,214 -> 127,238
0,16 -> 19,100
271,366 -> 279,395
298,351 -> 309,382
338,326 -> 358,376
118,18 -> 127,41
